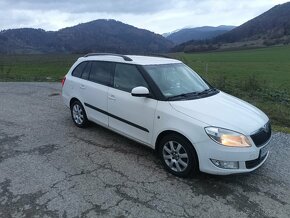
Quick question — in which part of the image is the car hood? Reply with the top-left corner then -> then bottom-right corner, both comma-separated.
169,92 -> 269,135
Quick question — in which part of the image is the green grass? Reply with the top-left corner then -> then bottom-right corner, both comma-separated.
0,46 -> 289,130
173,46 -> 290,90
272,125 -> 290,134
172,45 -> 290,129
0,54 -> 79,81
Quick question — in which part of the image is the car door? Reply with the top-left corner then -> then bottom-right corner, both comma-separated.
108,63 -> 158,144
81,61 -> 114,127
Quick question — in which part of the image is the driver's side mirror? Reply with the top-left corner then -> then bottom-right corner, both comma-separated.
131,86 -> 150,97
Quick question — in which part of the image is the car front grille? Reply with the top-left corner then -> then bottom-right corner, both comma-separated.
250,122 -> 271,147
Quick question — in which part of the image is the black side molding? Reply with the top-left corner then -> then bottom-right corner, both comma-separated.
84,103 -> 149,133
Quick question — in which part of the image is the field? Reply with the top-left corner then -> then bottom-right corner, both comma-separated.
172,46 -> 290,130
173,46 -> 290,90
0,54 -> 79,81
0,46 -> 289,130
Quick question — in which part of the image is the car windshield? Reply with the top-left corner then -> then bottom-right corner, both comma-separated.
144,63 -> 212,99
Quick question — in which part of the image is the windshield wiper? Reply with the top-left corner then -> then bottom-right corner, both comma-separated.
197,88 -> 217,96
166,88 -> 218,101
166,92 -> 199,100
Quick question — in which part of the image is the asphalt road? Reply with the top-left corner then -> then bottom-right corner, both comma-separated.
0,82 -> 289,218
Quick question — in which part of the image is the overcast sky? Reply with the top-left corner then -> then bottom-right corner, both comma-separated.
0,0 -> 289,34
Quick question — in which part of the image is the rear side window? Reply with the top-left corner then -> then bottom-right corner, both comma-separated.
114,64 -> 148,92
72,62 -> 88,78
80,62 -> 91,80
89,61 -> 114,86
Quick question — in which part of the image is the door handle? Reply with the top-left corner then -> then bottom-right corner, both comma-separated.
80,85 -> 86,89
108,95 -> 116,100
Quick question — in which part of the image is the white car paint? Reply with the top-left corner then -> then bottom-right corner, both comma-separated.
107,87 -> 157,144
169,91 -> 268,135
151,100 -> 270,174
62,54 -> 271,175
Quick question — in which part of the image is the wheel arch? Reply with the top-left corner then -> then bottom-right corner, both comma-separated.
155,130 -> 200,175
70,97 -> 81,108
155,130 -> 198,156
69,97 -> 89,128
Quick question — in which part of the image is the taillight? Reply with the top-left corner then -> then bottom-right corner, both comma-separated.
61,76 -> 66,87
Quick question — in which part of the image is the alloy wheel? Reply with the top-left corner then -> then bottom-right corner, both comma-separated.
72,104 -> 84,125
162,141 -> 189,172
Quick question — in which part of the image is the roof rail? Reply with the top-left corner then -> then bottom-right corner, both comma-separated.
84,53 -> 133,61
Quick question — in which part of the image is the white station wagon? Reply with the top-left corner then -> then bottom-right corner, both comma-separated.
62,53 -> 272,177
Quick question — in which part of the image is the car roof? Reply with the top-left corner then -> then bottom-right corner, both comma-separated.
78,54 -> 182,66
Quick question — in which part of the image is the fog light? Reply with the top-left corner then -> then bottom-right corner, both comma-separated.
211,159 -> 239,169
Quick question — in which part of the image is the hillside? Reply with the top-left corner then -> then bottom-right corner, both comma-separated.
165,26 -> 235,44
215,3 -> 290,44
173,2 -> 290,52
0,19 -> 173,54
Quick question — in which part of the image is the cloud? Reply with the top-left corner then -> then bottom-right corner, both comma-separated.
0,0 -> 289,33
2,0 -> 177,14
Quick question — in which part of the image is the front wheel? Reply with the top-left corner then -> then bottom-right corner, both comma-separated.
70,100 -> 89,128
158,134 -> 199,177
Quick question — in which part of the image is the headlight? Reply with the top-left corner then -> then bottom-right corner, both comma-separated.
205,127 -> 251,147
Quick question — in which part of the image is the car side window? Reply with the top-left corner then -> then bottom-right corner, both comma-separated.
80,62 -> 91,80
89,61 -> 114,86
114,64 -> 148,92
72,62 -> 87,78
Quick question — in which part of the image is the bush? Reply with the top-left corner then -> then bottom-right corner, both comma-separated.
213,74 -> 227,91
240,74 -> 261,97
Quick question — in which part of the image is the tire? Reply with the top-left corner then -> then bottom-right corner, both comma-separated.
70,100 -> 89,128
158,134 -> 199,177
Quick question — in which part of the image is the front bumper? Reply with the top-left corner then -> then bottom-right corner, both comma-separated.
195,138 -> 271,175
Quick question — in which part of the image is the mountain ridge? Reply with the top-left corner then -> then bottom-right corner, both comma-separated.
172,2 -> 290,52
0,19 -> 173,54
164,25 -> 236,44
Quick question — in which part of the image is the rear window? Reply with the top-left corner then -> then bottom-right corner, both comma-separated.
80,62 -> 91,80
71,62 -> 88,78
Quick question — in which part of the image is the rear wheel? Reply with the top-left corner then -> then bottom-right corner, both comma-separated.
158,134 -> 198,177
70,100 -> 89,128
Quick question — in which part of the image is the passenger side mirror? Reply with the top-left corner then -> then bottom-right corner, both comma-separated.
131,86 -> 150,97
